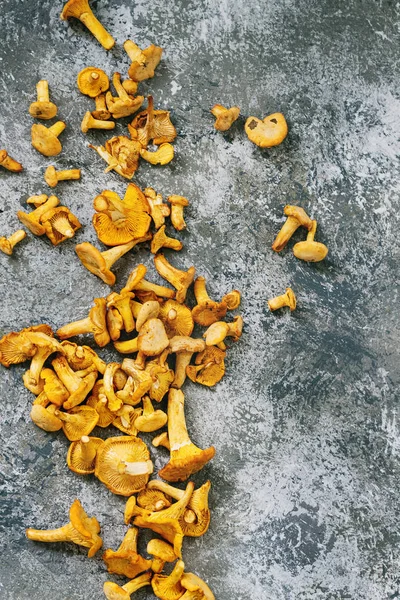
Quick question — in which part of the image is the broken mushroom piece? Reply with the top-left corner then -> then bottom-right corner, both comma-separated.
103,572 -> 152,600
124,40 -> 163,82
0,149 -> 23,172
95,436 -> 153,496
159,389 -> 215,482
113,405 -> 142,436
137,318 -> 170,360
77,67 -> 109,97
106,73 -> 144,119
60,0 -> 115,50
29,80 -> 57,120
271,205 -> 313,252
44,165 -> 81,188
144,187 -> 170,229
129,96 -> 176,147
102,527 -> 152,579
26,498 -> 102,557
135,396 -> 168,432
245,112 -> 288,148
55,405 -> 99,441
81,111 -> 115,133
211,104 -> 240,131
268,287 -> 297,312
135,300 -> 160,332
186,346 -> 226,387
140,143 -> 174,166
203,315 -> 243,346
31,122 -> 66,157
57,297 -> 110,347
147,538 -> 176,573
293,219 -> 328,262
75,240 -> 139,286
17,195 -> 60,236
41,207 -> 82,245
154,254 -> 195,304
67,435 -> 104,475
92,93 -> 111,120
152,432 -> 170,450
151,559 -> 186,600
89,136 -> 141,179
192,276 -> 228,326
181,573 -> 215,600
120,359 -> 154,403
167,196 -> 189,231
0,230 -> 26,256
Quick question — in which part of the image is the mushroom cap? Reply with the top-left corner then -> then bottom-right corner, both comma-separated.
95,436 -> 153,496
140,143 -> 174,165
135,407 -> 168,433
167,195 -> 189,207
159,300 -> 194,338
192,299 -> 228,327
283,205 -> 313,229
146,361 -> 174,403
30,405 -> 63,432
58,405 -> 99,441
41,207 -> 82,245
102,528 -> 152,579
211,104 -> 240,131
147,538 -> 176,561
293,240 -> 328,262
31,124 -> 63,157
29,101 -> 57,120
123,182 -> 151,212
136,301 -> 160,331
221,289 -> 241,310
105,136 -> 141,179
106,93 -> 144,119
92,210 -> 151,247
75,242 -> 115,285
113,406 -> 142,436
181,573 -> 215,600
16,209 -> 46,236
44,166 -> 58,188
128,44 -> 163,82
203,321 -> 229,346
61,341 -> 105,373
151,560 -> 186,600
137,318 -> 169,356
187,346 -> 226,387
244,112 -> 288,148
130,105 -> 176,147
0,331 -> 36,367
69,498 -> 103,557
77,67 -> 109,97
89,297 -> 110,347
138,488 -> 172,512
159,443 -> 216,482
67,436 -> 104,474
169,336 -> 205,354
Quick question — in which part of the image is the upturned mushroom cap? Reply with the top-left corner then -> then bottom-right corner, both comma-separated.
92,210 -> 151,247
67,435 -> 104,474
146,360 -> 174,403
61,341 -> 106,373
77,67 -> 109,97
126,42 -> 163,82
181,573 -> 215,600
221,289 -> 241,310
245,112 -> 288,148
94,436 -> 153,496
56,405 -> 99,441
30,404 -> 63,432
0,331 -> 36,367
31,123 -> 65,157
138,489 -> 172,512
151,559 -> 186,600
41,207 -> 82,245
159,300 -> 194,338
211,104 -> 240,131
113,406 -> 142,436
130,97 -> 176,147
293,220 -> 328,262
186,346 -> 226,387
137,318 -> 169,356
102,527 -> 152,578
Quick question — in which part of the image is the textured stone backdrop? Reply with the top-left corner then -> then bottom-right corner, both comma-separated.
0,1 -> 399,599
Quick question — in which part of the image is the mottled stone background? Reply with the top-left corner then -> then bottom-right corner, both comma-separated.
1,0 -> 400,598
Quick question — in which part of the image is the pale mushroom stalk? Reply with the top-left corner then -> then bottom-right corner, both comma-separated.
77,435 -> 97,463
167,196 -> 189,231
172,351 -> 193,389
57,316 -> 98,339
60,0 -> 115,50
134,279 -> 176,299
81,112 -> 115,133
0,230 -> 26,255
124,40 -> 146,63
271,205 -> 313,252
92,93 -> 110,120
37,80 -> 50,103
118,460 -> 154,476
154,254 -> 195,303
44,165 -> 81,188
268,287 -> 296,312
49,122 -> 66,137
0,149 -> 23,172
27,522 -> 83,543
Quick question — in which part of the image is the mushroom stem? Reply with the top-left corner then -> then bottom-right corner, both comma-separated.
272,216 -> 303,252
57,317 -> 93,339
48,122 -> 66,137
79,435 -> 97,463
92,93 -> 110,120
193,276 -> 211,304
117,460 -> 154,476
307,220 -> 317,241
154,254 -> 195,303
172,351 -> 193,389
148,480 -> 184,501
134,280 -> 175,299
84,114 -> 115,131
0,230 -> 26,255
123,40 -> 145,62
0,150 -> 23,172
79,11 -> 115,49
26,523 -> 76,543
102,241 -> 137,269
36,80 -> 50,103
123,572 -> 152,595
57,169 -> 81,182
167,389 -> 192,451
113,72 -> 130,101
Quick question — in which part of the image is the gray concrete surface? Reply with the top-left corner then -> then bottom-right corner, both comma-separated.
1,0 -> 400,598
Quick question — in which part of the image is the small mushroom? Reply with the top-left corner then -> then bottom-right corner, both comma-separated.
0,149 -> 23,172
181,573 -> 215,600
169,336 -> 206,389
245,112 -> 288,148
159,389 -> 215,482
86,381 -> 115,427
44,165 -> 81,188
22,331 -> 64,390
81,111 -> 115,133
107,291 -> 136,333
92,93 -> 111,120
135,396 -> 168,432
113,405 -> 142,435
29,80 -> 57,120
94,435 -> 153,496
57,297 -> 110,347
135,301 -> 160,332
0,230 -> 26,255
30,404 -> 63,432
210,104 -> 240,131
147,538 -> 176,573
268,287 -> 297,312
159,300 -> 194,339
152,432 -> 170,450
75,239 -> 141,285
102,527 -> 152,578
55,405 -> 99,441
0,330 -> 36,367
77,67 -> 109,97
144,187 -> 170,229
137,488 -> 172,513
137,318 -> 170,358
167,195 -> 189,231
41,206 -> 82,245
26,194 -> 48,206
103,572 -> 152,600
60,0 -> 115,50
151,225 -> 182,254
293,220 -> 328,262
67,435 -> 104,474
124,40 -> 163,82
106,72 -> 144,119
221,289 -> 241,310
26,498 -> 102,557
140,143 -> 174,165
31,122 -> 66,157
17,195 -> 60,236
129,96 -> 176,147
203,315 -> 243,346
146,359 -> 175,403
271,205 -> 313,252
186,346 -> 226,387
192,276 -> 228,326
61,341 -> 106,374
151,559 -> 186,600
119,359 -> 154,403
154,254 -> 195,304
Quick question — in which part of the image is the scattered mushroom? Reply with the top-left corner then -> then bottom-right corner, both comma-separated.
75,239 -> 143,285
57,297 -> 110,347
0,149 -> 23,172
186,346 -> 226,387
167,195 -> 189,231
44,165 -> 81,188
140,143 -> 174,165
29,80 -> 57,120
152,432 -> 170,451
26,498 -> 102,557
203,315 -> 243,346
77,66 -> 109,97
0,230 -> 26,256
271,205 -> 313,252
211,104 -> 240,131
103,572 -> 152,600
268,287 -> 297,312
123,40 -> 163,82
30,404 -> 63,432
67,435 -> 104,474
154,254 -> 195,304
144,187 -> 170,229
41,206 -> 82,245
26,194 -> 48,206
293,219 -> 328,262
60,0 -> 115,50
221,289 -> 241,310
102,527 -> 152,578
90,135 -> 142,179
150,225 -> 182,254
245,112 -> 288,148
106,72 -> 144,119
31,121 -> 66,157
81,111 -> 115,133
129,96 -> 176,147
17,195 -> 60,236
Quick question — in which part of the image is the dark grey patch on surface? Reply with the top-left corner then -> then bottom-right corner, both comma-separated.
0,0 -> 400,599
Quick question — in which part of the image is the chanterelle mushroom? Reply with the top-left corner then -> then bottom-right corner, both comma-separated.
169,336 -> 206,389
44,165 -> 81,188
75,239 -> 142,285
151,559 -> 186,600
159,389 -> 215,482
77,66 -> 109,97
271,205 -> 313,252
245,112 -> 288,148
181,573 -> 215,600
60,0 -> 115,50
90,135 -> 142,179
0,149 -> 23,172
41,206 -> 82,245
154,254 -> 195,304
17,195 -> 60,236
67,435 -> 104,474
186,346 -> 226,387
57,297 -> 110,347
140,143 -> 174,166
135,395 -> 168,432
129,96 -> 176,147
81,111 -> 115,133
211,104 -> 240,131
92,93 -> 110,120
29,80 -> 57,120
137,318 -> 170,358
147,538 -> 176,573
124,40 -> 163,82
159,300 -> 194,338
31,122 -> 66,157
103,572 -> 152,600
106,73 -> 144,119
203,315 -> 243,346
268,287 -> 297,312
26,498 -> 102,557
0,230 -> 26,256
167,196 -> 189,231
192,276 -> 228,326
55,405 -> 99,441
102,527 -> 152,578
293,219 -> 328,262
